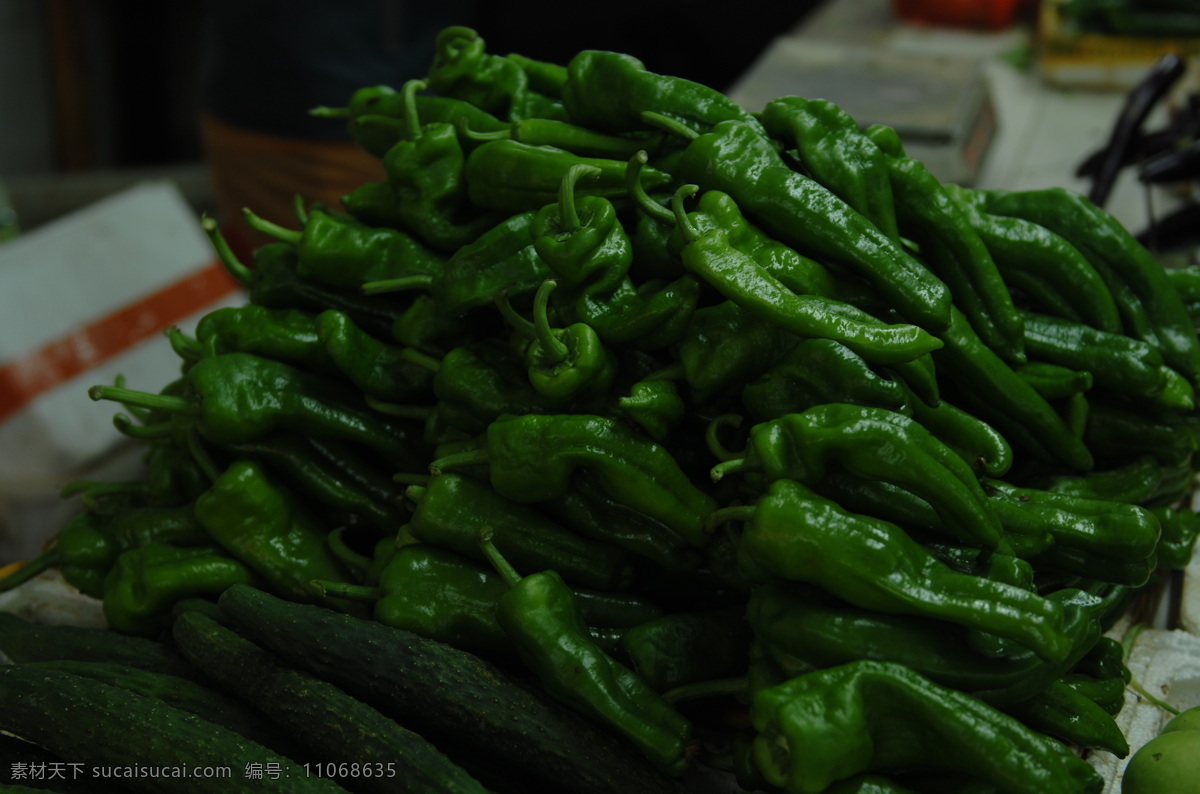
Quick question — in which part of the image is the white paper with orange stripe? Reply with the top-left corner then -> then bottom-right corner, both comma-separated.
0,180 -> 242,491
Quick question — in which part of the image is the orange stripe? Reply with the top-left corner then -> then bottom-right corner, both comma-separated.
0,259 -> 241,425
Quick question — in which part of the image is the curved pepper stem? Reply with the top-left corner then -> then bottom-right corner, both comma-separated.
201,216 -> 254,288
362,396 -> 435,421
0,547 -> 61,593
709,456 -> 755,483
661,675 -> 749,705
457,116 -> 510,143
184,427 -> 221,484
705,414 -> 746,463
494,286 -> 538,338
531,280 -> 570,365
241,208 -> 302,246
558,164 -> 603,233
112,413 -> 174,441
88,384 -> 197,418
428,447 -> 490,475
703,504 -> 756,534
308,105 -> 350,119
671,184 -> 702,244
164,326 -> 203,363
60,479 -> 146,511
639,111 -> 701,141
305,578 -> 382,603
400,78 -> 428,142
625,150 -> 674,224
478,526 -> 522,588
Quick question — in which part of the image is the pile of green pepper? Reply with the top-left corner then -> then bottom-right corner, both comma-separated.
4,25 -> 1200,794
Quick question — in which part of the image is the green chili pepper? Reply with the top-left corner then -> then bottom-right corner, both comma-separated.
380,79 -> 503,252
193,460 -> 359,612
677,301 -> 799,402
186,305 -> 336,374
672,119 -> 952,332
1084,398 -> 1199,464
617,607 -> 752,693
460,116 -> 665,160
617,379 -> 685,442
726,478 -> 1071,662
479,529 -> 693,776
562,49 -> 759,135
405,471 -> 632,591
437,413 -> 717,550
671,186 -> 943,366
89,352 -> 428,472
1150,505 -> 1200,569
980,186 -> 1200,382
934,307 -> 1095,472
465,138 -> 673,213
1007,677 -> 1129,757
540,471 -> 705,573
221,431 -> 404,534
749,581 -> 1105,708
714,404 -> 1003,552
1015,361 -> 1093,401
204,219 -> 404,341
895,383 -> 1014,478
760,96 -> 901,242
102,543 -> 257,636
945,184 -> 1122,334
741,338 -> 909,422
867,125 -> 1025,363
314,309 -> 434,402
750,660 -> 1104,794
497,279 -> 618,405
337,89 -> 510,158
428,26 -> 566,121
243,207 -> 445,290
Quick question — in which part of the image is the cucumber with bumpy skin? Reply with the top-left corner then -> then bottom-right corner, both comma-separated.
24,659 -> 304,760
217,584 -> 687,794
171,611 -> 490,794
0,665 -> 349,794
0,612 -> 197,679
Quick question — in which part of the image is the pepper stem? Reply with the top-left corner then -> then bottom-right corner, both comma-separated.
626,150 -> 674,224
60,479 -> 147,510
703,505 -> 756,534
242,208 -> 302,246
309,106 -> 350,119
403,484 -> 427,504
361,274 -> 436,296
478,527 -> 522,588
164,327 -> 203,362
89,384 -> 197,417
399,347 -> 442,373
532,280 -> 570,364
401,78 -> 429,142
185,427 -> 222,484
705,414 -> 746,463
494,287 -> 537,339
458,117 -> 510,142
558,164 -> 602,233
306,579 -> 382,603
709,456 -> 753,482
0,548 -> 61,593
201,216 -> 254,288
640,111 -> 701,141
662,676 -> 749,705
428,448 -> 490,475
393,472 -> 431,487
112,413 -> 174,440
327,527 -> 372,578
293,194 -> 310,226
672,184 -> 702,244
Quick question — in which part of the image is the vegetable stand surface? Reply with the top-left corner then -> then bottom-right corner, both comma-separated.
2,23 -> 1200,794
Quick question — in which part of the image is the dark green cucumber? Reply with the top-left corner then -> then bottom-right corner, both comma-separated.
217,584 -> 687,794
0,612 -> 197,680
25,660 -> 303,760
172,611 -> 490,794
0,665 -> 349,794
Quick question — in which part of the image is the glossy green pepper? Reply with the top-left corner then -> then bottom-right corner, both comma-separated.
460,116 -> 665,160
243,207 -> 445,290
750,660 -> 1104,794
185,305 -> 337,374
617,379 -> 685,442
677,300 -> 799,402
314,309 -> 434,402
671,186 -> 942,366
427,26 -> 566,121
1007,677 -> 1129,757
194,460 -> 360,613
1150,505 -> 1200,569
748,581 -> 1105,708
497,278 -> 617,405
760,96 -> 901,241
672,119 -> 952,332
714,404 -> 1004,552
437,413 -> 717,550
480,529 -> 693,776
561,49 -> 759,135
89,352 -> 428,472
725,478 -> 1071,662
204,219 -> 405,341
405,471 -> 633,591
617,607 -> 753,693
866,124 -> 1025,363
102,542 -> 257,636
380,79 -> 502,252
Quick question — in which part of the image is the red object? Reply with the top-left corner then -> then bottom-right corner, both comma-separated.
892,0 -> 1024,30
